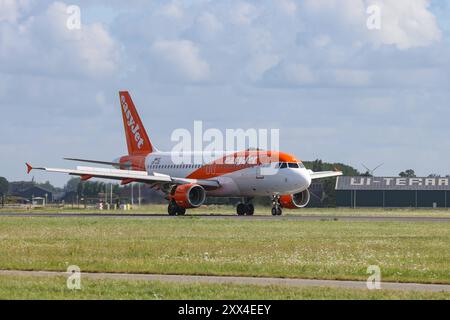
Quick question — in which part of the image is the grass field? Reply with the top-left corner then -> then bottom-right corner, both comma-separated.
0,215 -> 448,286
0,210 -> 448,299
2,204 -> 450,217
0,275 -> 448,300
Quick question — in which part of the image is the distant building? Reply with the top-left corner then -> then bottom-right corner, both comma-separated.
308,182 -> 325,207
10,185 -> 53,202
336,176 -> 450,208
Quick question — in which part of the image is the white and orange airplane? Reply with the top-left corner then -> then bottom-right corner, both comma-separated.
26,91 -> 342,216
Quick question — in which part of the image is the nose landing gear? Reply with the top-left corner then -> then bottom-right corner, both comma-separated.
271,195 -> 282,216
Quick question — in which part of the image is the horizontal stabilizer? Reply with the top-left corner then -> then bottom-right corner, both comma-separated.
64,158 -> 127,167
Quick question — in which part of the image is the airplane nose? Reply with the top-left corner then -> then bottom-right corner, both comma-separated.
299,169 -> 311,188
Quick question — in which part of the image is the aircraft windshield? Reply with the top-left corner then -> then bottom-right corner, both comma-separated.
277,162 -> 305,169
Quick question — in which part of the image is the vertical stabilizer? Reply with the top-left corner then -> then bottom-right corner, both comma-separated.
119,91 -> 155,155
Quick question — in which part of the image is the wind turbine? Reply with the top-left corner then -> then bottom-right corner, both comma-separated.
361,163 -> 384,176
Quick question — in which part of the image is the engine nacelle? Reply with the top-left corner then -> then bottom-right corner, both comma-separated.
171,184 -> 206,208
279,189 -> 310,209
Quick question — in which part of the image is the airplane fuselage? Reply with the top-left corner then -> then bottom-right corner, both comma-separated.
117,150 -> 312,197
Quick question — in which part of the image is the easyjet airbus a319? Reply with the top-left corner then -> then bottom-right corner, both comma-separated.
27,91 -> 342,216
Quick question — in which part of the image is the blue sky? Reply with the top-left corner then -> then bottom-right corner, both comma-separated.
1,0 -> 449,187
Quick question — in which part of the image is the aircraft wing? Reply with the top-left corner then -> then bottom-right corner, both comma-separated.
308,170 -> 343,180
63,157 -> 126,167
26,163 -> 220,188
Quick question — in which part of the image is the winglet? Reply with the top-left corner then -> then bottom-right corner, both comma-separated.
26,163 -> 33,174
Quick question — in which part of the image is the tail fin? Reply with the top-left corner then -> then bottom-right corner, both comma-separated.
119,91 -> 155,155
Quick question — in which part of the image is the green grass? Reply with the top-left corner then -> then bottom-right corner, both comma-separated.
2,205 -> 450,217
0,275 -> 448,300
0,216 -> 448,285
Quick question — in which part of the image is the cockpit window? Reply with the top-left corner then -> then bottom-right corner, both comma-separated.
298,162 -> 305,169
278,162 -> 288,169
288,163 -> 299,168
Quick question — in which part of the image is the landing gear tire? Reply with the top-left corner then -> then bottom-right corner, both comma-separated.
168,202 -> 177,216
271,207 -> 277,216
271,207 -> 282,216
271,195 -> 282,216
237,202 -> 254,216
236,203 -> 247,216
168,201 -> 186,216
246,204 -> 254,216
177,207 -> 186,216
277,207 -> 282,216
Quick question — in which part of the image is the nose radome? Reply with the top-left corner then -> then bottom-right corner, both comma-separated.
300,169 -> 312,188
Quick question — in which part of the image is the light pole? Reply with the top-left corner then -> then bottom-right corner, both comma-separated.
110,183 -> 113,210
138,183 -> 141,207
131,183 -> 134,207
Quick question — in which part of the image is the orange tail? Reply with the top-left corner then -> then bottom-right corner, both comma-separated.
119,91 -> 155,155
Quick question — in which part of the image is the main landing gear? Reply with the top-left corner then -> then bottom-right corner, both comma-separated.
168,200 -> 186,216
271,195 -> 282,216
236,199 -> 254,216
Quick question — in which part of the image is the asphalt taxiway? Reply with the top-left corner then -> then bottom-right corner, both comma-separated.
0,270 -> 449,292
0,212 -> 449,222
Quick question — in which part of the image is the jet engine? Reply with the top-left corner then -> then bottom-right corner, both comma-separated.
279,189 -> 310,209
171,184 -> 206,208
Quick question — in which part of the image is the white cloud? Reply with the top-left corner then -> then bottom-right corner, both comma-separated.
262,62 -> 317,87
196,12 -> 223,35
150,39 -> 210,82
0,0 -> 30,23
0,1 -> 119,77
312,34 -> 331,47
368,0 -> 442,49
160,1 -> 183,20
303,0 -> 441,50
277,0 -> 297,16
230,2 -> 258,26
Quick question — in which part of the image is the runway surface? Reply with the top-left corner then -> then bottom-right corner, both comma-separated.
1,270 -> 449,292
0,212 -> 449,222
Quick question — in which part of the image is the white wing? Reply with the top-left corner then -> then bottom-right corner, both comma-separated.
308,170 -> 343,180
26,164 -> 220,188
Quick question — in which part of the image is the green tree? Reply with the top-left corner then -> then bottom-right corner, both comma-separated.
311,159 -> 323,171
0,177 -> 8,196
361,170 -> 373,177
399,169 -> 416,178
37,180 -> 56,192
0,177 -> 8,207
65,178 -> 81,193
